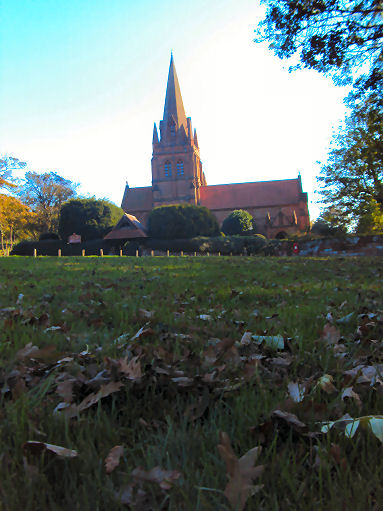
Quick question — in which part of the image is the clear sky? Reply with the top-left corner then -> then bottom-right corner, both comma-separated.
0,0 -> 350,220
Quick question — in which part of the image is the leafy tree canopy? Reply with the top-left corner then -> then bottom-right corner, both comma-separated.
58,198 -> 123,241
147,204 -> 220,240
317,90 -> 383,229
255,0 -> 383,91
17,171 -> 77,234
0,156 -> 26,189
222,210 -> 254,235
0,194 -> 35,250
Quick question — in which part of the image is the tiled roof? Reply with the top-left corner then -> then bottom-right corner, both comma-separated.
121,186 -> 152,211
104,213 -> 147,240
199,179 -> 302,210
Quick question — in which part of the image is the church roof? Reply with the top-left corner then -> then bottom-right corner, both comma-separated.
121,186 -> 152,212
199,178 -> 304,210
163,55 -> 188,132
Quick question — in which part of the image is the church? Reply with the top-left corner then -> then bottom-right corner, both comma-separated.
121,55 -> 310,238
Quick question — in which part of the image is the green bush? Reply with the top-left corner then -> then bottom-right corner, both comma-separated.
146,234 -> 268,255
222,210 -> 254,235
11,239 -> 113,256
58,198 -> 123,241
147,204 -> 220,239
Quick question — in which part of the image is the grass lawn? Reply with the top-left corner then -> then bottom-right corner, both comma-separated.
1,255 -> 383,510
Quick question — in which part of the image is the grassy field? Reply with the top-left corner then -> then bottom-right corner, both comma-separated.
1,255 -> 383,511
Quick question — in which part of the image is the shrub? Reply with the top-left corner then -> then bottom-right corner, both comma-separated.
39,232 -> 60,241
147,204 -> 220,239
222,210 -> 253,235
11,239 -> 113,256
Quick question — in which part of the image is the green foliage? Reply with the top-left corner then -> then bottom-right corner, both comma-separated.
318,91 -> 383,230
147,234 -> 267,255
222,209 -> 253,235
39,232 -> 60,241
17,171 -> 77,234
147,204 -> 220,239
311,207 -> 348,237
58,198 -> 123,241
11,238 -> 112,256
0,156 -> 26,189
255,0 -> 383,92
356,199 -> 383,235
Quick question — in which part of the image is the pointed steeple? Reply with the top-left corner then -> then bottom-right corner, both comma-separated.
193,129 -> 199,148
152,123 -> 159,144
163,54 -> 188,133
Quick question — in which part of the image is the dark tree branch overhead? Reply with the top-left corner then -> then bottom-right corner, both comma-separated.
255,0 -> 383,90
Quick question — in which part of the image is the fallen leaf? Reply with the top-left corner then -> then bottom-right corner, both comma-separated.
341,387 -> 362,408
288,382 -> 306,403
16,343 -> 39,359
316,374 -> 337,394
240,332 -> 253,345
118,356 -> 142,380
138,308 -> 154,319
131,466 -> 182,490
218,431 -> 264,511
23,441 -> 77,458
320,323 -> 341,345
105,445 -> 124,473
199,314 -> 212,321
271,410 -> 307,431
63,381 -> 123,418
252,335 -> 284,350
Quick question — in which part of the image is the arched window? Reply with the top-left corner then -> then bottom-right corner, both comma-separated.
164,161 -> 172,177
177,160 -> 184,176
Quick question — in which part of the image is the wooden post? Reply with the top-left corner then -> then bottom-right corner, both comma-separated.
119,249 -> 123,257
82,249 -> 85,257
167,249 -> 170,257
194,251 -> 197,257
100,249 -> 103,257
33,248 -> 37,258
58,249 -> 61,257
136,249 -> 139,257
218,251 -> 220,257
207,252 -> 209,257
230,252 -> 232,257
180,250 -> 183,257
151,250 -> 154,257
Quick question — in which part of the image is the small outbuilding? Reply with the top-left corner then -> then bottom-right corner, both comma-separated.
104,213 -> 148,241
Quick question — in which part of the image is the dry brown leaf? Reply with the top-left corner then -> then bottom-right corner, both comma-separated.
320,323 -> 341,345
288,382 -> 306,403
131,466 -> 182,490
271,410 -> 307,431
138,308 -> 154,319
105,445 -> 124,473
316,374 -> 337,394
118,356 -> 142,379
63,381 -> 123,418
218,431 -> 264,511
23,441 -> 77,458
16,343 -> 39,359
341,386 -> 362,408
56,379 -> 75,403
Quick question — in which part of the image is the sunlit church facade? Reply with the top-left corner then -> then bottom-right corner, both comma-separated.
121,55 -> 310,238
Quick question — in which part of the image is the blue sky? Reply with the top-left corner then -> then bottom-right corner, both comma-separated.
0,0 -> 350,219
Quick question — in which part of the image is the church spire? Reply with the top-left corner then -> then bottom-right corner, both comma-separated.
152,122 -> 159,144
163,54 -> 187,132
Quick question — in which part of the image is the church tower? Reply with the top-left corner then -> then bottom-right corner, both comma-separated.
151,54 -> 207,207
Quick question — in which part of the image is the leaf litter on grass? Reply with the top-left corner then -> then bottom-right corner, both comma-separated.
1,256 -> 383,509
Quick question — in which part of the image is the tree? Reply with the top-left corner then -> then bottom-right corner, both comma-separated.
17,171 -> 77,233
311,206 -> 348,236
0,194 -> 35,251
58,198 -> 123,241
318,90 -> 383,228
147,204 -> 220,240
0,156 -> 26,189
222,210 -> 254,235
255,0 -> 383,91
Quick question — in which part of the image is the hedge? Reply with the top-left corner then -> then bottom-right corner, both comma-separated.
10,239 -> 114,256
